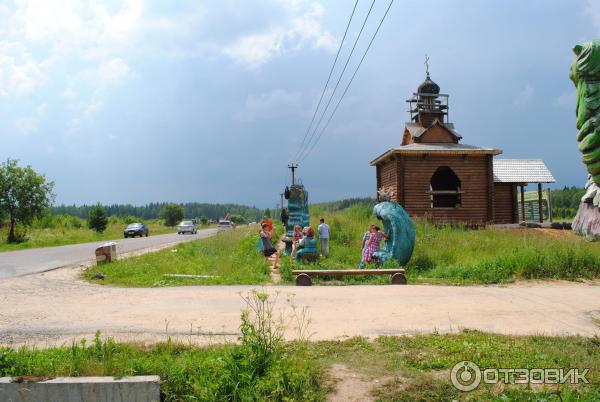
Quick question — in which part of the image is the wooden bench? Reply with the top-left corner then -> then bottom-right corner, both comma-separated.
292,269 -> 406,286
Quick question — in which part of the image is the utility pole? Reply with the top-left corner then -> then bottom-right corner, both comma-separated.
280,193 -> 284,209
288,163 -> 298,185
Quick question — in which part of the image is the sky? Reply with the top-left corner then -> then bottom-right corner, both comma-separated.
1,0 -> 599,208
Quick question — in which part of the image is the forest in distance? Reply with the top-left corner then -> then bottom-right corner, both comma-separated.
51,202 -> 265,222
48,186 -> 585,222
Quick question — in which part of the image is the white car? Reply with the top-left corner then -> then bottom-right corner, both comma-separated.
177,220 -> 197,234
218,220 -> 236,231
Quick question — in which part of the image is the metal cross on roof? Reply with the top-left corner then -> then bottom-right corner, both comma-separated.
424,54 -> 430,77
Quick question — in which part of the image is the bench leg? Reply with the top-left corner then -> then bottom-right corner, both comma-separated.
390,272 -> 407,285
296,273 -> 312,286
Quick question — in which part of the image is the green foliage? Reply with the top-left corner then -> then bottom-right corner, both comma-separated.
551,186 -> 585,219
199,216 -> 208,225
84,227 -> 271,286
161,203 -> 184,227
263,208 -> 271,218
31,214 -> 83,230
229,214 -> 245,224
1,329 -> 599,401
316,331 -> 600,401
311,197 -> 376,212
0,159 -> 55,243
88,204 -> 108,233
120,215 -> 140,224
553,187 -> 583,208
52,202 -> 262,222
407,220 -> 600,284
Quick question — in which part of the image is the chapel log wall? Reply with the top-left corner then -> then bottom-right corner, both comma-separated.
493,183 -> 517,224
398,155 -> 492,224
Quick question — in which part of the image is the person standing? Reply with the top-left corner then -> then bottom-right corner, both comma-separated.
261,215 -> 274,236
280,208 -> 289,229
359,224 -> 375,268
259,223 -> 280,266
317,218 -> 330,257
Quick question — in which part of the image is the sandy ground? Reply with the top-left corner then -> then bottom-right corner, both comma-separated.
326,364 -> 391,402
1,265 -> 599,348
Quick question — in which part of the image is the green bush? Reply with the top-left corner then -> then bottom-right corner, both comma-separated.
88,204 -> 108,233
161,204 -> 184,227
32,214 -> 83,230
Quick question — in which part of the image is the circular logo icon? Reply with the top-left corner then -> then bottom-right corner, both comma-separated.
450,360 -> 481,392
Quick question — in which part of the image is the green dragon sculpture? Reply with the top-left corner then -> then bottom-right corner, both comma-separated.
571,40 -> 600,205
372,188 -> 415,266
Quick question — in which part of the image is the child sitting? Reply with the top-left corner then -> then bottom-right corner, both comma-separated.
291,224 -> 304,258
295,226 -> 318,263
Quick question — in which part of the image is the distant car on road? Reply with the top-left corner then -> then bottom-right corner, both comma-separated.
218,220 -> 235,231
177,220 -> 197,235
124,223 -> 149,238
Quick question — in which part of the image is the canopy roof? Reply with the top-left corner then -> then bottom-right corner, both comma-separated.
370,143 -> 502,165
493,159 -> 555,183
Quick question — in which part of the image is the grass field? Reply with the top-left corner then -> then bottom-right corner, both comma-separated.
2,332 -> 598,401
83,226 -> 271,286
280,203 -> 600,285
0,216 -> 178,252
77,202 -> 600,287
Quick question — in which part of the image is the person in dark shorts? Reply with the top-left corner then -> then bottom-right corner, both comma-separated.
259,223 -> 280,265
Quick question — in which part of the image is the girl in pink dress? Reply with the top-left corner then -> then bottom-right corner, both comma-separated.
360,226 -> 385,268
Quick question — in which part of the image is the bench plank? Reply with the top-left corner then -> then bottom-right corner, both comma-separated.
292,269 -> 405,277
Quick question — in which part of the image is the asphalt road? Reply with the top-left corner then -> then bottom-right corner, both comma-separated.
0,228 -> 218,279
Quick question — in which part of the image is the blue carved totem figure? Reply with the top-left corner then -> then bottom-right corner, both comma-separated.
284,184 -> 310,237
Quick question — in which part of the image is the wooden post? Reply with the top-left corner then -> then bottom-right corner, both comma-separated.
537,183 -> 543,223
520,185 -> 526,223
288,163 -> 298,185
511,184 -> 517,223
487,155 -> 494,223
546,188 -> 553,222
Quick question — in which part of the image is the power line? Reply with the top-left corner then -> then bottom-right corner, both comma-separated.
294,0 -> 376,163
298,0 -> 395,163
291,0 -> 360,164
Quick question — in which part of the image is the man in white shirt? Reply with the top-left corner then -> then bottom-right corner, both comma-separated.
317,218 -> 330,257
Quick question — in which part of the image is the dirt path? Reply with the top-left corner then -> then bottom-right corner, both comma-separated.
0,267 -> 599,347
326,364 -> 388,402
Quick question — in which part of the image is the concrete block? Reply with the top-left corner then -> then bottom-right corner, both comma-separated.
0,376 -> 160,402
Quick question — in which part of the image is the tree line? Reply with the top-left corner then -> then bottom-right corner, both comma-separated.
550,186 -> 585,219
51,202 -> 263,222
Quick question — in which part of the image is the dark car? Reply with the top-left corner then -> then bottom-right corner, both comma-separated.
124,223 -> 149,238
